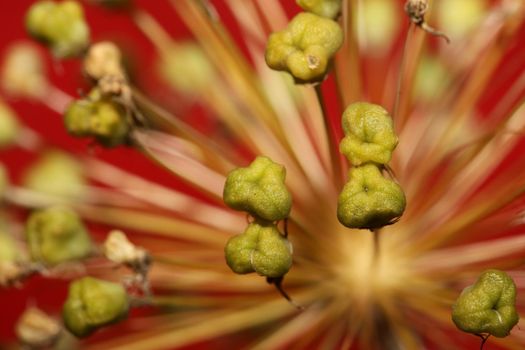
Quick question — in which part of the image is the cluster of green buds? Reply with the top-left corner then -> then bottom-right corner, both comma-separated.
265,11 -> 343,83
62,276 -> 129,337
223,156 -> 293,279
296,0 -> 342,19
337,102 -> 406,230
25,206 -> 92,266
64,88 -> 130,147
452,269 -> 519,338
25,0 -> 90,58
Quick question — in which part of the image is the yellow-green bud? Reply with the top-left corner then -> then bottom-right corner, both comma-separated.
23,150 -> 86,199
25,206 -> 92,265
340,102 -> 398,166
452,269 -> 519,338
62,277 -> 129,337
159,43 -> 215,95
225,221 -> 292,278
337,164 -> 406,229
0,101 -> 20,149
223,156 -> 292,222
265,12 -> 343,83
26,0 -> 90,58
64,89 -> 129,147
296,0 -> 342,19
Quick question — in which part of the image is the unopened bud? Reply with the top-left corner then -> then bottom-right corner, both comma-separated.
25,206 -> 92,265
84,41 -> 124,82
62,276 -> 129,337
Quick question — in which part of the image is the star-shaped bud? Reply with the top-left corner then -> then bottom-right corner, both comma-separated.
225,221 -> 292,278
223,156 -> 292,222
452,269 -> 519,338
340,102 -> 398,166
265,13 -> 343,83
26,0 -> 90,58
337,164 -> 406,229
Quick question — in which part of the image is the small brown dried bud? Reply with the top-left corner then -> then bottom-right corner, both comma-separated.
404,0 -> 428,25
16,307 -> 61,348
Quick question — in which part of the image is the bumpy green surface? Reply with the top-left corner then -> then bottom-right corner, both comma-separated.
63,277 -> 129,337
0,101 -> 20,149
297,0 -> 342,19
225,222 -> 292,278
340,102 -> 398,166
26,0 -> 89,58
452,269 -> 519,338
25,206 -> 92,265
223,156 -> 292,222
64,90 -> 129,147
265,12 -> 343,83
337,164 -> 406,229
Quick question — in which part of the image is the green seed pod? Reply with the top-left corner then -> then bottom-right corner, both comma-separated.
225,221 -> 292,278
25,206 -> 92,265
0,101 -> 20,149
223,156 -> 292,222
296,0 -> 342,19
337,164 -> 406,229
23,150 -> 86,199
64,89 -> 129,147
340,102 -> 398,166
452,269 -> 519,338
62,276 -> 129,337
26,0 -> 90,58
265,12 -> 343,83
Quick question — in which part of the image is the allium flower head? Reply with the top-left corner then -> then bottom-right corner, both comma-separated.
1,1 -> 525,350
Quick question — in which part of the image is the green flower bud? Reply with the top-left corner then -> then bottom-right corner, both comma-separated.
26,0 -> 90,58
223,156 -> 292,222
0,101 -> 20,149
64,89 -> 129,147
340,102 -> 398,166
25,206 -> 92,265
337,164 -> 406,229
296,0 -> 342,19
159,43 -> 215,95
265,12 -> 343,83
452,269 -> 519,338
62,277 -> 129,337
225,221 -> 292,278
23,150 -> 86,199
